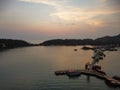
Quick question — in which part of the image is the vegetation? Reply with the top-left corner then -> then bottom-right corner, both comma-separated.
40,34 -> 120,46
0,39 -> 36,50
0,34 -> 120,50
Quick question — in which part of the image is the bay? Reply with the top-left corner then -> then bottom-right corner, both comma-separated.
0,46 -> 120,90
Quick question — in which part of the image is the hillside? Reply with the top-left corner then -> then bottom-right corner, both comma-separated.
40,34 -> 120,46
0,39 -> 33,50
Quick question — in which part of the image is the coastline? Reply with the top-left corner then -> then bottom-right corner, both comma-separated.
0,34 -> 120,51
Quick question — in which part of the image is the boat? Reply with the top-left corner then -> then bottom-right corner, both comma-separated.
55,70 -> 68,75
112,76 -> 120,81
82,46 -> 93,50
92,65 -> 101,70
107,48 -> 118,51
96,69 -> 106,75
67,71 -> 81,77
74,49 -> 77,51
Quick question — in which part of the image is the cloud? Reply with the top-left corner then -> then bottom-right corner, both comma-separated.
21,0 -> 53,5
0,0 -> 120,40
18,0 -> 120,27
19,0 -> 66,10
51,7 -> 120,26
0,0 -> 13,10
106,0 -> 120,7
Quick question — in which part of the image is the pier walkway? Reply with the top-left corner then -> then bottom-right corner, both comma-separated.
55,69 -> 120,87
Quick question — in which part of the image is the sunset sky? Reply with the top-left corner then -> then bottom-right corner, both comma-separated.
0,0 -> 120,42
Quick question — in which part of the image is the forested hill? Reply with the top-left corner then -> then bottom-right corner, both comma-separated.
40,34 -> 120,46
0,39 -> 34,49
0,34 -> 120,49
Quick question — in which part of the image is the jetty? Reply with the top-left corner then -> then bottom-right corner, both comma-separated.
55,69 -> 120,87
55,48 -> 120,88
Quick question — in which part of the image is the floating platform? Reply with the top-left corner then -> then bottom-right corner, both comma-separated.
55,69 -> 120,87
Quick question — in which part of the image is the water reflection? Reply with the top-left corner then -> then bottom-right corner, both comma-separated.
0,46 -> 120,90
87,75 -> 90,83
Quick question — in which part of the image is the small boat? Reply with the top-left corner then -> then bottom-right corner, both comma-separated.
96,69 -> 106,75
82,46 -> 93,50
112,76 -> 120,81
74,49 -> 77,51
92,65 -> 101,70
55,70 -> 68,75
104,47 -> 118,51
67,70 -> 81,77
108,48 -> 118,51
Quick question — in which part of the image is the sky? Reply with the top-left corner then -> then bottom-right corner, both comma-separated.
0,0 -> 120,42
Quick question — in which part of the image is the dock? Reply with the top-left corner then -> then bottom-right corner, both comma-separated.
55,48 -> 120,88
55,69 -> 120,87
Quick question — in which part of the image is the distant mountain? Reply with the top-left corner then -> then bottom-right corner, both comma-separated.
0,34 -> 120,50
40,39 -> 83,46
94,34 -> 120,45
0,39 -> 35,50
40,34 -> 120,46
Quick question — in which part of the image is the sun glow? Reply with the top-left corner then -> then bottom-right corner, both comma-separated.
0,0 -> 120,39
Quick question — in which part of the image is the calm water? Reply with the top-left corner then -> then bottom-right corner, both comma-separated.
0,46 -> 120,90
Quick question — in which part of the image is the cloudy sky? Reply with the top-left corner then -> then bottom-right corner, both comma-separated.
0,0 -> 120,42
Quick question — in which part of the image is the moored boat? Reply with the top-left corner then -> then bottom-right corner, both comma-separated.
55,70 -> 68,75
82,46 -> 93,50
112,76 -> 120,81
74,49 -> 77,51
67,71 -> 81,77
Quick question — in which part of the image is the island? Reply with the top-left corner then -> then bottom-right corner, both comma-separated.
40,34 -> 120,46
0,39 -> 39,50
0,34 -> 120,51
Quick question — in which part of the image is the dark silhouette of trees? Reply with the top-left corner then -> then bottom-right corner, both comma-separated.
0,39 -> 32,49
40,34 -> 120,46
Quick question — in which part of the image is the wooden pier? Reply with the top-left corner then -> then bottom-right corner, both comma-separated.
55,69 -> 120,87
55,49 -> 120,87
